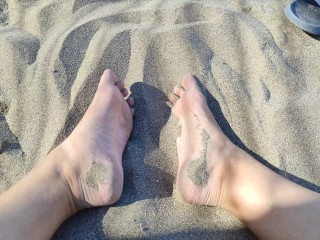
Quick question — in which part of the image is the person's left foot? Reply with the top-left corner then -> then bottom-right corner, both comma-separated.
58,69 -> 134,211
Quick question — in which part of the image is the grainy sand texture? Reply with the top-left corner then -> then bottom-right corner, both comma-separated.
187,129 -> 210,186
0,0 -> 320,239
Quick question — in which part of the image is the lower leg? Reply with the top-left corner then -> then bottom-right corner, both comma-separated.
0,147 -> 73,240
224,148 -> 320,240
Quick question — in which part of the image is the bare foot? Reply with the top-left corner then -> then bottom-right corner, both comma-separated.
59,69 -> 134,211
169,74 -> 236,207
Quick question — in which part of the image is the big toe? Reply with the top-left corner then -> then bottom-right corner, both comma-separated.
99,69 -> 118,89
182,74 -> 201,91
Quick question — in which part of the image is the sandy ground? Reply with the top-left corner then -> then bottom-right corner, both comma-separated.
0,0 -> 319,239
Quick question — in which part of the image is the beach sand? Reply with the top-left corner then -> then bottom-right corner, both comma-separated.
0,0 -> 319,239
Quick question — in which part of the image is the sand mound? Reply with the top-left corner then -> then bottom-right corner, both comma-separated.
0,0 -> 319,239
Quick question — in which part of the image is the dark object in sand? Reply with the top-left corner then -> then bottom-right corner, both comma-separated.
285,0 -> 320,35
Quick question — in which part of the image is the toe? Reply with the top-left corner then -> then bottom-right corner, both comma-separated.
126,97 -> 134,108
100,69 -> 118,87
130,108 -> 135,116
171,100 -> 182,117
169,93 -> 179,104
173,85 -> 185,97
121,88 -> 129,97
182,73 -> 200,91
116,81 -> 125,91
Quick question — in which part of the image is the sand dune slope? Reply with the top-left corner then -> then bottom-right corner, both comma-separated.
0,0 -> 319,239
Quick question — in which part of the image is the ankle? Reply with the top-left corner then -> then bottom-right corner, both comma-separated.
217,146 -> 241,209
52,143 -> 80,213
209,140 -> 239,207
219,147 -> 277,221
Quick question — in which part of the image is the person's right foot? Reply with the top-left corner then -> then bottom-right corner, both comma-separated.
169,74 -> 236,207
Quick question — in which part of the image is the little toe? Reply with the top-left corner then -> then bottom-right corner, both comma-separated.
169,93 -> 179,104
130,108 -> 135,116
173,85 -> 185,97
121,88 -> 129,97
171,103 -> 181,118
126,97 -> 134,108
182,74 -> 200,91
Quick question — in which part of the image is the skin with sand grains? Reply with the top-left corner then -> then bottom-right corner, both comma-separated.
187,113 -> 210,187
85,161 -> 109,190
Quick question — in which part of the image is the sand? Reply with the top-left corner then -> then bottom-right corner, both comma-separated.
86,161 -> 109,190
0,0 -> 7,26
0,0 -> 319,239
187,129 -> 210,186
